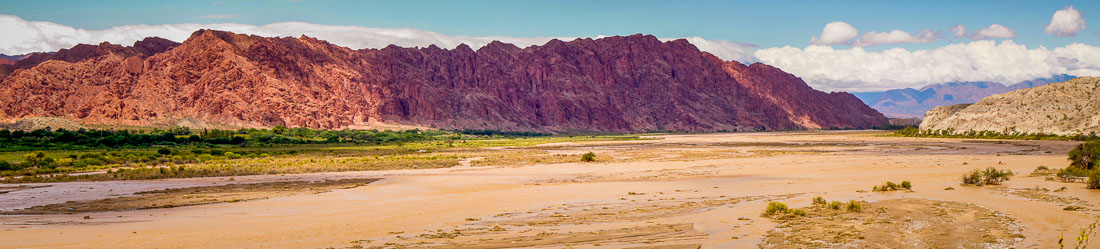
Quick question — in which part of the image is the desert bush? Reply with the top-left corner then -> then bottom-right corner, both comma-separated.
580,152 -> 596,162
812,196 -> 826,206
1088,171 -> 1100,189
874,181 -> 910,191
962,167 -> 1014,186
828,201 -> 843,210
962,169 -> 982,185
846,200 -> 862,212
765,201 -> 788,215
1037,165 -> 1050,171
790,209 -> 806,216
982,167 -> 1014,185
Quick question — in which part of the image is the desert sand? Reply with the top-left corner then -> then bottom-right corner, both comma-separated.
0,131 -> 1095,248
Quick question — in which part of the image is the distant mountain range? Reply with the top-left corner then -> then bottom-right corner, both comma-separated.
853,74 -> 1076,118
0,30 -> 887,132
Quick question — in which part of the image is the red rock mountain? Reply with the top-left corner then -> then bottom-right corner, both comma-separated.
0,30 -> 886,132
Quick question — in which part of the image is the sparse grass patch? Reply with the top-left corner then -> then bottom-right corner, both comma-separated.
872,180 -> 912,192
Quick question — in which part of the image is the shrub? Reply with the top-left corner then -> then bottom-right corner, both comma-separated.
847,200 -> 862,212
1088,171 -> 1100,189
790,209 -> 806,216
0,161 -> 12,171
580,152 -> 596,162
962,167 -> 1014,186
900,181 -> 912,190
962,169 -> 984,185
812,196 -> 826,206
828,201 -> 843,210
224,152 -> 242,159
157,148 -> 171,155
765,201 -> 788,215
1036,165 -> 1050,171
981,167 -> 1014,185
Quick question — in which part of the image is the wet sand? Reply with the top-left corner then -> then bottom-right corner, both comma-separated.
0,131 -> 1095,248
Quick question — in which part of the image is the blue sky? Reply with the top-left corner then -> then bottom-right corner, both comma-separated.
1,0 -> 1097,91
3,0 -> 1096,50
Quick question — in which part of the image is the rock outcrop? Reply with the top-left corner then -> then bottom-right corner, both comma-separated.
921,77 -> 1100,135
0,30 -> 887,132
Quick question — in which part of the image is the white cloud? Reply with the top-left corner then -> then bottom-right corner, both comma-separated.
972,24 -> 1016,39
755,40 -> 1100,91
664,36 -> 759,63
950,24 -> 966,37
0,14 -> 758,63
1045,6 -> 1087,37
853,29 -> 936,46
811,21 -> 859,45
811,21 -> 938,47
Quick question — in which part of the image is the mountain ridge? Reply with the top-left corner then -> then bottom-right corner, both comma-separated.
0,30 -> 887,132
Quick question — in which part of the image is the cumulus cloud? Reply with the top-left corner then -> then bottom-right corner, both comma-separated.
811,21 -> 859,45
0,14 -> 758,63
755,40 -> 1100,91
972,24 -> 1016,39
1045,6 -> 1087,37
853,29 -> 936,46
811,21 -> 938,46
950,25 -> 966,37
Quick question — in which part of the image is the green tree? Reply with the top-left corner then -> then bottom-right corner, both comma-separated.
1069,141 -> 1100,170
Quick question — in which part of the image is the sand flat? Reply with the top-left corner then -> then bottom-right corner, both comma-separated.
0,131 -> 1094,248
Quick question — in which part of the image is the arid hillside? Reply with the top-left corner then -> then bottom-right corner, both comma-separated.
921,77 -> 1100,135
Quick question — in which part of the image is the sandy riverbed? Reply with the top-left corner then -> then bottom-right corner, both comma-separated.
0,131 -> 1095,248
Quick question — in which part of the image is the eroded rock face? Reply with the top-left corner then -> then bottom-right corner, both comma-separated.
921,77 -> 1100,135
0,30 -> 887,132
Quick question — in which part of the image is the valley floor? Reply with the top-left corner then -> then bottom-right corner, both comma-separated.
0,131 -> 1095,248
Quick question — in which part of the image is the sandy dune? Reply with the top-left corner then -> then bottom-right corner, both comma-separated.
0,131 -> 1095,248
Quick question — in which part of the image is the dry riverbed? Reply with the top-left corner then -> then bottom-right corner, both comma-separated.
0,131 -> 1096,248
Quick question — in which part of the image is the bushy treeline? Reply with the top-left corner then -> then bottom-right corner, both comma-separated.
457,129 -> 550,137
0,147 -> 300,176
894,126 -> 1100,141
0,126 -> 467,151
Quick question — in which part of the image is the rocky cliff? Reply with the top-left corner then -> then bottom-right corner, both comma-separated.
920,77 -> 1100,135
0,30 -> 887,132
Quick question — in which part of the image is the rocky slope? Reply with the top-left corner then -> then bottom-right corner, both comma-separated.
921,77 -> 1100,135
853,75 -> 1075,118
0,30 -> 886,132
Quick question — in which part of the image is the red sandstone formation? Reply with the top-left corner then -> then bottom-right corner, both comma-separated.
0,30 -> 886,132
